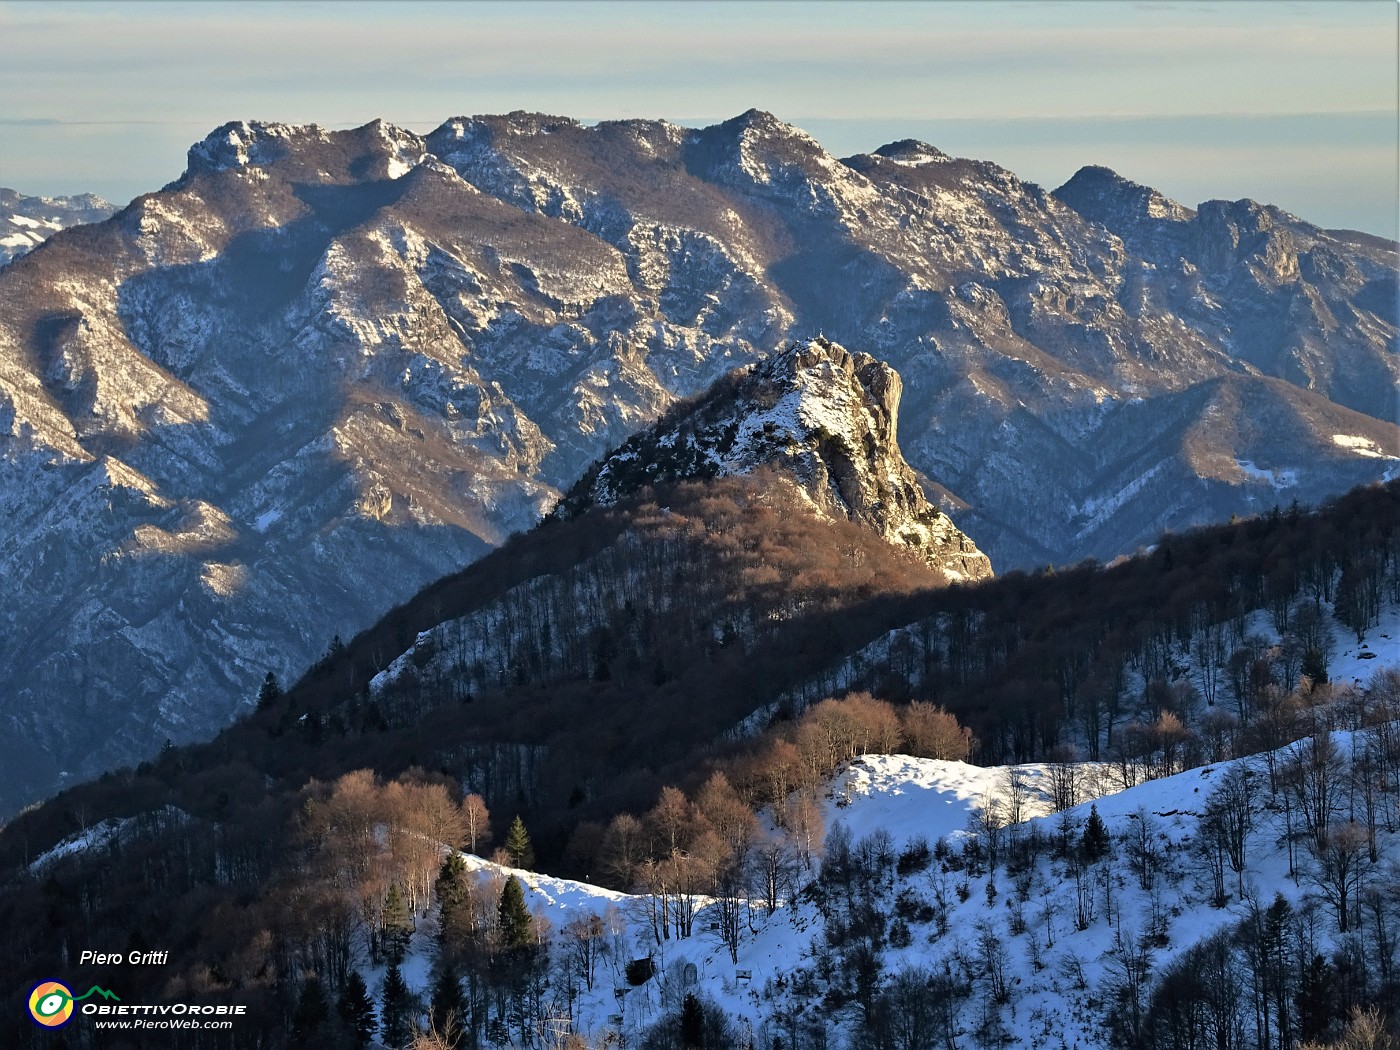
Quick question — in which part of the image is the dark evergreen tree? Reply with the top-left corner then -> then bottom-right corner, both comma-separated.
338,970 -> 375,1048
315,634 -> 346,676
383,882 -> 413,964
291,975 -> 330,1044
497,875 -> 533,950
429,955 -> 466,1039
680,993 -> 705,1049
1081,804 -> 1110,862
436,853 -> 471,956
504,815 -> 535,869
1301,646 -> 1328,688
255,671 -> 282,711
380,963 -> 412,1049
1297,953 -> 1335,1043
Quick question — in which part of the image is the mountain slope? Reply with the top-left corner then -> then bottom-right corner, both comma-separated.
368,736 -> 1400,1050
0,112 -> 1394,814
0,479 -> 1397,1048
1054,165 -> 1399,423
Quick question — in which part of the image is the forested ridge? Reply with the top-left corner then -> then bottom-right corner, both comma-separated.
0,478 -> 1397,1048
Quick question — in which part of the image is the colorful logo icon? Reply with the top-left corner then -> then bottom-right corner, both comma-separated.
27,981 -> 120,1028
28,981 -> 75,1028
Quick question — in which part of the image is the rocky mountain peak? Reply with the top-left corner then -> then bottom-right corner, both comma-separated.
870,139 -> 952,165
1191,197 -> 1304,276
561,337 -> 993,580
429,112 -> 581,147
726,108 -> 793,133
717,109 -> 831,160
182,119 -> 427,185
1054,164 -> 1194,228
184,120 -> 322,176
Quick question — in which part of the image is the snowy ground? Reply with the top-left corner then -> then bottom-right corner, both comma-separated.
380,723 -> 1395,1047
1329,602 -> 1399,686
356,604 -> 1400,1046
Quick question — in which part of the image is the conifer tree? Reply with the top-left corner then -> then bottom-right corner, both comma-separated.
1301,646 -> 1328,688
383,882 -> 413,964
291,975 -> 329,1043
1296,953 -> 1335,1043
255,671 -> 282,711
429,954 -> 466,1039
504,815 -> 535,869
680,993 -> 705,1049
436,853 -> 471,954
380,963 -> 412,1049
1081,804 -> 1110,862
497,875 -> 533,950
337,971 -> 375,1049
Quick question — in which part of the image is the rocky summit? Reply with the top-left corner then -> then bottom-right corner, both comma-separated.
563,337 -> 992,580
0,112 -> 1394,814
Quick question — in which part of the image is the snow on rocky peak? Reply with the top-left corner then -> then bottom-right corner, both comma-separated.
1,109 -> 1393,817
184,120 -> 316,175
871,139 -> 953,166
564,337 -> 993,580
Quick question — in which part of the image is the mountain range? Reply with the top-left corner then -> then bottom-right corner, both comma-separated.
0,187 -> 116,266
0,111 -> 1395,816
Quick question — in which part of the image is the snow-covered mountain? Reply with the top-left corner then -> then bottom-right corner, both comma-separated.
561,337 -> 992,580
0,187 -> 116,265
0,113 -> 1395,816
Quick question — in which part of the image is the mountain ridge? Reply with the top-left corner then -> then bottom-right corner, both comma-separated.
0,109 -> 1394,816
0,480 -> 1397,1048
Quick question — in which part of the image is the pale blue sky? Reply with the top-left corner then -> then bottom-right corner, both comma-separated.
1,0 -> 1395,235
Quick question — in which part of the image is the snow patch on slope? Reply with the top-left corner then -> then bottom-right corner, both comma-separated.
1333,433 -> 1398,460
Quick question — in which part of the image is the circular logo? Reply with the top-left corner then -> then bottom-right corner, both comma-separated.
28,980 -> 75,1028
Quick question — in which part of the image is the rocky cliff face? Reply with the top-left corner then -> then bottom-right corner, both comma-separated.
1054,166 -> 1398,422
0,188 -> 116,266
563,337 -> 992,580
0,113 -> 1394,814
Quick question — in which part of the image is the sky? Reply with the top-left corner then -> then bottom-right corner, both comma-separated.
0,0 -> 1396,236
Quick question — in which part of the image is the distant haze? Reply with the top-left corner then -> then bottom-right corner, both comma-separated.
0,0 -> 1395,238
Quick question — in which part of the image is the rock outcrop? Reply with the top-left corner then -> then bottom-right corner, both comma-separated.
564,337 -> 992,580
